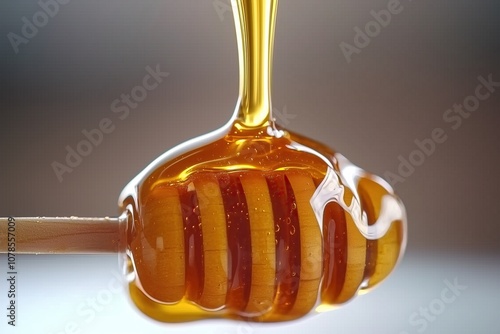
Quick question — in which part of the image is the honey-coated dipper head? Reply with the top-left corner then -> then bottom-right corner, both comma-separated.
118,124 -> 407,322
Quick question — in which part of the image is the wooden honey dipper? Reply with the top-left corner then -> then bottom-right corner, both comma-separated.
0,0 -> 407,323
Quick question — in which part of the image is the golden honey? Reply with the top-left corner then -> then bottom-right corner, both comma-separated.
118,0 -> 406,322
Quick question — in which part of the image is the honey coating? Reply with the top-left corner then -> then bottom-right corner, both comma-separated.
117,0 -> 406,323
119,125 -> 406,322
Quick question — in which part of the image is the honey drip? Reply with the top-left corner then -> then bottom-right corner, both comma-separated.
118,0 -> 407,322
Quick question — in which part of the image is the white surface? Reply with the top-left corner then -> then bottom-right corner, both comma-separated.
0,251 -> 498,334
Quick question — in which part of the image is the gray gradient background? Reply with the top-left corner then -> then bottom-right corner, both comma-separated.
0,0 -> 499,333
